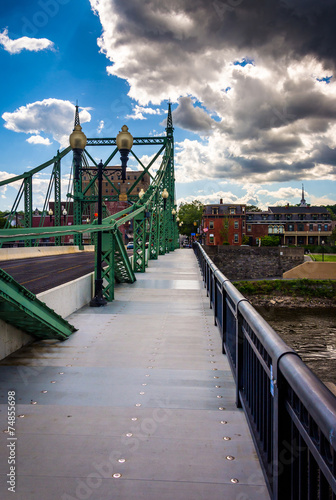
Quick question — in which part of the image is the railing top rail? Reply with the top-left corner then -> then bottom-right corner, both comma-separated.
280,354 -> 336,448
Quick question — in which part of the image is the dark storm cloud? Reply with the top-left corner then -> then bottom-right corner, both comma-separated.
172,97 -> 216,133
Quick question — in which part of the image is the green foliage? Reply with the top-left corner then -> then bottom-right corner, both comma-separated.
0,217 -> 7,229
178,200 -> 204,237
242,235 -> 250,245
233,279 -> 336,299
260,235 -> 280,246
219,216 -> 232,244
246,205 -> 262,212
326,205 -> 336,220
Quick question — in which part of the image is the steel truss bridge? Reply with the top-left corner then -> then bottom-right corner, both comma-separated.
0,104 -> 177,337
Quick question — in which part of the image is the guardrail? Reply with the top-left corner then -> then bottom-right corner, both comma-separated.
193,242 -> 336,500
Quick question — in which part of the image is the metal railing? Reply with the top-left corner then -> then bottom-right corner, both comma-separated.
194,242 -> 336,500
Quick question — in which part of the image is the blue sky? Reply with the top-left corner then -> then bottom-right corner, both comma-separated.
1,0 -> 336,212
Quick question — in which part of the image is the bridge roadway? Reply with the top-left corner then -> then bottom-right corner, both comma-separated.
0,249 -> 269,500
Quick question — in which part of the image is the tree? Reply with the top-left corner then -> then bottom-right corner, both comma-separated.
178,200 -> 204,237
260,235 -> 280,246
219,216 -> 232,244
246,205 -> 262,212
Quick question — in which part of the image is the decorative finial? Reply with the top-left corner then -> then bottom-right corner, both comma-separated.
74,101 -> 80,128
166,100 -> 173,136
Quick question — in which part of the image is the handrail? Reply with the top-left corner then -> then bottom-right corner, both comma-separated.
193,242 -> 336,500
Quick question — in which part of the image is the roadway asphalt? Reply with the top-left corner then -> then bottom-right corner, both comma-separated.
0,252 -> 96,294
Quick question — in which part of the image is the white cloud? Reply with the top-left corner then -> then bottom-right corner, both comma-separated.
88,1 -> 336,197
2,98 -> 91,148
98,120 -> 104,133
125,105 -> 164,120
26,135 -> 52,145
0,28 -> 54,54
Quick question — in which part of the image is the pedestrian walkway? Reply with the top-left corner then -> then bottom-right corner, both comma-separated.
0,249 -> 269,500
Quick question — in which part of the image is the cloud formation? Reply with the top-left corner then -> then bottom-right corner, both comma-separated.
2,98 -> 91,148
0,28 -> 54,54
89,0 -> 336,187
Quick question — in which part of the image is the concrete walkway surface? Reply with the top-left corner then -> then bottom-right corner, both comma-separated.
0,249 -> 269,500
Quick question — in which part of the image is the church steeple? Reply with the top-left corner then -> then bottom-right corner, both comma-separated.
300,183 -> 307,207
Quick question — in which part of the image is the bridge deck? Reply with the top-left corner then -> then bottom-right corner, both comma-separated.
0,249 -> 269,500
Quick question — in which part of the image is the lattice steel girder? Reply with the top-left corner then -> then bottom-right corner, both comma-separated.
148,200 -> 159,261
133,212 -> 146,273
24,176 -> 32,248
100,231 -> 115,302
0,268 -> 76,340
86,137 -> 166,146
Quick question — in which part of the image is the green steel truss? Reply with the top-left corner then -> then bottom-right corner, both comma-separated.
0,268 -> 76,340
0,102 -> 177,322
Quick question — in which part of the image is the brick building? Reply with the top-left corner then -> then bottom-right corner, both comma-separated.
201,188 -> 333,246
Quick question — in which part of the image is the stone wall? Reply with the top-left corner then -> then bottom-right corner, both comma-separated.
203,245 -> 304,280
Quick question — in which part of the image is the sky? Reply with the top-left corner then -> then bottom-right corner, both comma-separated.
1,0 -> 336,212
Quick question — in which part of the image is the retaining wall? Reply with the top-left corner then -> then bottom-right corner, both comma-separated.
203,245 -> 304,280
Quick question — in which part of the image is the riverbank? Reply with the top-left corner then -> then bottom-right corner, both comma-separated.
233,279 -> 336,308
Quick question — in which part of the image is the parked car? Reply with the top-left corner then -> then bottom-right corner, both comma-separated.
126,242 -> 134,250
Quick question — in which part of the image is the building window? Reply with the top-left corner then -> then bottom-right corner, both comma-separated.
279,225 -> 284,234
288,224 -> 294,231
309,224 -> 313,231
234,234 -> 239,243
230,208 -> 236,214
209,221 -> 214,229
273,226 -> 279,234
268,225 -> 274,234
324,224 -> 328,231
247,224 -> 252,232
211,207 -> 218,215
234,221 -> 239,229
209,234 -> 214,243
318,224 -> 321,231
297,224 -> 304,231
242,221 -> 245,228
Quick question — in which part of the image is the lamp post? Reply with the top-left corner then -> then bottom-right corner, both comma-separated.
48,209 -> 53,224
62,208 -> 67,224
69,108 -> 87,248
116,125 -> 133,183
161,188 -> 169,210
87,125 -> 133,307
322,240 -> 325,262
139,188 -> 145,200
193,221 -> 197,242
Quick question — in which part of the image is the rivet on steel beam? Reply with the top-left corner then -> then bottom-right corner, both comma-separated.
58,372 -> 64,375
31,401 -> 37,405
41,390 -> 48,393
18,415 -> 25,418
220,420 -> 227,424
113,473 -> 122,478
140,392 -> 145,395
231,478 -> 239,483
215,385 -> 221,388
135,403 -> 142,407
142,383 -> 147,386
145,374 -> 150,377
226,455 -> 235,460
223,437 -> 231,441
126,433 -> 133,437
51,381 -> 56,384
131,417 -> 138,421
214,376 -> 219,379
219,407 -> 225,410
118,458 -> 126,463
217,395 -> 222,398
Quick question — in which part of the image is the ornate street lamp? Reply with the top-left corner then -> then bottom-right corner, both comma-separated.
139,188 -> 145,200
116,125 -> 133,182
62,208 -> 67,224
161,188 -> 169,210
69,117 -> 87,182
48,209 -> 53,223
322,240 -> 325,262
172,208 -> 176,222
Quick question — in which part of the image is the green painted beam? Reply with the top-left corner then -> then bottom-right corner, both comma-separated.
0,269 -> 76,341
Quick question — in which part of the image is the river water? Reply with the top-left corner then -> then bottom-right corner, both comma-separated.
256,307 -> 336,386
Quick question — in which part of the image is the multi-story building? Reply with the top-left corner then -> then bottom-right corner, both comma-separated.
82,167 -> 150,199
202,199 -> 246,245
202,188 -> 333,246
